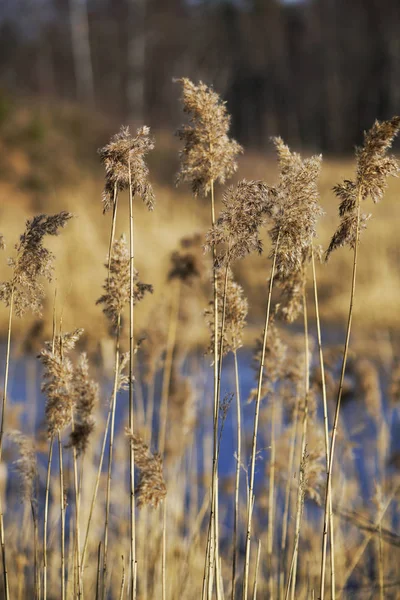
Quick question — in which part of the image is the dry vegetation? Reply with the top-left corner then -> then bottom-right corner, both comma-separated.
0,83 -> 399,600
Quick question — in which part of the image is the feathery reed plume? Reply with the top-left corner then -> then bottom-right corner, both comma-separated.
270,138 -> 323,322
8,431 -> 39,598
97,234 -> 153,326
319,117 -> 400,600
205,180 -> 272,265
8,430 -> 37,504
168,233 -> 208,284
0,212 -> 73,318
205,268 -> 248,358
125,430 -> 167,508
67,353 -> 98,456
40,329 -> 83,438
175,78 -> 242,197
326,117 -> 400,261
99,126 -> 155,213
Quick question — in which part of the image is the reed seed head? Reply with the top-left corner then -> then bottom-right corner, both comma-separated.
205,180 -> 272,266
40,328 -> 83,438
97,235 -> 153,327
270,137 -> 323,278
326,117 -> 400,260
68,353 -> 98,456
357,116 -> 400,203
175,78 -> 242,196
8,430 -> 37,504
205,267 -> 248,356
168,233 -> 207,284
0,212 -> 72,317
99,126 -> 155,213
125,429 -> 167,507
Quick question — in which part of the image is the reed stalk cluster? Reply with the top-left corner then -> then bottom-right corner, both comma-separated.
0,80 -> 398,600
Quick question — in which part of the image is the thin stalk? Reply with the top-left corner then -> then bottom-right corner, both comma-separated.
205,177 -> 221,600
231,350 -> 241,600
0,289 -> 13,600
119,555 -> 126,600
267,398 -> 276,599
31,500 -> 39,600
319,198 -> 361,600
158,279 -> 181,455
278,397 -> 299,599
243,235 -> 280,600
107,184 -> 119,280
377,519 -> 384,600
0,288 -> 14,459
128,158 -> 137,600
311,247 -> 335,599
81,399 -> 113,573
252,540 -> 261,600
43,438 -> 54,600
289,289 -> 310,600
208,258 -> 230,600
71,416 -> 83,599
146,375 -> 155,445
58,431 -> 66,600
339,485 -> 399,597
102,317 -> 121,597
95,543 -> 102,600
162,500 -> 167,600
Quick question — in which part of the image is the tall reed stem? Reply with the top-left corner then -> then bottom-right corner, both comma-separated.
31,498 -> 39,599
162,499 -> 167,600
231,350 -> 241,600
267,397 -> 276,598
279,396 -> 299,599
43,437 -> 54,600
102,317 -> 121,598
158,279 -> 181,455
107,184 -> 118,279
81,399 -> 112,573
289,289 -> 310,600
252,539 -> 261,600
0,289 -> 13,600
243,235 -> 280,600
71,417 -> 83,598
128,158 -> 137,599
311,247 -> 335,598
58,431 -> 66,600
205,177 -> 222,599
319,198 -> 361,600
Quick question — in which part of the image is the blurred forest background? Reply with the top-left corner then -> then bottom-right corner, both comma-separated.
1,0 -> 400,153
0,0 -> 400,340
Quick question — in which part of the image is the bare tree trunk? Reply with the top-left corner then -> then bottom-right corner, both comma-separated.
69,0 -> 95,105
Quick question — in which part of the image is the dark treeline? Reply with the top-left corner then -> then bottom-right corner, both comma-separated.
0,0 -> 399,153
